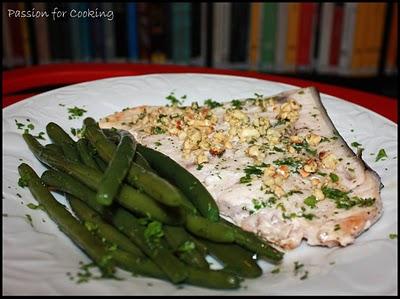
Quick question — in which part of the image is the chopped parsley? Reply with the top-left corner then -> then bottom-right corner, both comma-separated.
286,190 -> 303,197
301,213 -> 316,220
271,268 -> 280,274
272,119 -> 288,127
375,149 -> 388,162
152,126 -> 166,135
144,221 -> 164,249
196,164 -> 204,171
351,141 -> 362,148
70,128 -> 83,137
273,146 -> 285,153
317,171 -> 327,177
15,120 -> 25,130
322,186 -> 375,209
240,163 -> 268,184
177,241 -> 195,253
166,92 -> 184,106
204,99 -> 223,109
389,233 -> 397,240
292,140 -> 317,156
329,173 -> 339,183
34,132 -> 46,140
300,271 -> 309,280
154,141 -> 162,147
294,261 -> 304,274
320,136 -> 330,143
304,195 -> 317,208
27,203 -> 45,210
25,214 -> 34,227
67,106 -> 87,119
27,123 -> 34,130
231,99 -> 243,109
334,224 -> 341,231
18,176 -> 29,188
273,158 -> 303,173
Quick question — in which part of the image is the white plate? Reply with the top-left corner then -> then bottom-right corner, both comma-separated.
3,74 -> 398,295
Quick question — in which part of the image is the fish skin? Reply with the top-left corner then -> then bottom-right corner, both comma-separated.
99,87 -> 383,250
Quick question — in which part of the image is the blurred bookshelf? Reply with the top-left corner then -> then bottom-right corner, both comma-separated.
2,2 -> 398,97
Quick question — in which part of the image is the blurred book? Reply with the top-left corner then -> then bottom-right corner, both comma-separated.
228,3 -> 249,69
213,3 -> 231,68
385,2 -> 398,75
296,3 -> 318,71
103,2 -> 116,61
148,3 -> 169,63
171,3 -> 191,64
127,2 -> 139,61
248,3 -> 263,70
113,2 -> 128,62
259,2 -> 278,71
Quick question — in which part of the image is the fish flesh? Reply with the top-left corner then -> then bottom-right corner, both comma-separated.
99,87 -> 383,250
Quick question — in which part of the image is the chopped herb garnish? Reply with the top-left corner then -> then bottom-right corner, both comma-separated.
317,172 -> 327,177
320,136 -> 330,143
34,132 -> 46,140
27,203 -> 45,210
375,149 -> 388,162
273,146 -> 285,153
196,164 -> 204,171
144,221 -> 164,248
152,126 -> 166,135
272,119 -> 288,127
166,92 -> 183,106
322,186 -> 375,209
177,241 -> 195,253
67,106 -> 87,119
18,176 -> 29,188
59,103 -> 65,107
204,99 -> 223,109
271,268 -> 280,274
154,141 -> 162,147
302,213 -> 315,220
389,233 -> 397,239
70,128 -> 83,137
25,214 -> 34,227
294,261 -> 304,274
334,224 -> 341,231
231,99 -> 244,109
286,190 -> 303,197
300,271 -> 309,280
351,141 -> 362,148
15,119 -> 25,130
304,195 -> 317,208
27,123 -> 34,130
329,173 -> 339,183
273,158 -> 303,173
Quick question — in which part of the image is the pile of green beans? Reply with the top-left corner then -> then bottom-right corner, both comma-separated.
19,118 -> 284,290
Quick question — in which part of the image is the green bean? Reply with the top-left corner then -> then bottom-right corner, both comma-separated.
110,208 -> 188,284
199,239 -> 262,278
137,144 -> 220,222
96,134 -> 136,206
185,214 -> 235,243
41,169 -> 183,225
46,122 -> 80,163
17,163 -> 116,277
94,155 -> 108,171
163,226 -> 209,269
67,195 -> 144,257
76,139 -> 101,170
44,144 -> 64,156
186,268 -> 240,289
83,119 -> 189,208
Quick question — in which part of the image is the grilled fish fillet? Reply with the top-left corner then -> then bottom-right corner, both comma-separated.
99,87 -> 383,250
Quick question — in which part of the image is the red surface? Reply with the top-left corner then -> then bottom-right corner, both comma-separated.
2,63 -> 397,123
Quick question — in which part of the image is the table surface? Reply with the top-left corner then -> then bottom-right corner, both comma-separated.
2,63 -> 397,123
